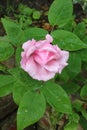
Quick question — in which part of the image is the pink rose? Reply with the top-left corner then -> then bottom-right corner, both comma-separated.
20,34 -> 69,81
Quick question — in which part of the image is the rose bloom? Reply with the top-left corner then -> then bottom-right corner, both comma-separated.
20,34 -> 69,81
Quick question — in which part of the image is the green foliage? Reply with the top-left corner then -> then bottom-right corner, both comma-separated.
17,91 -> 46,130
0,41 -> 14,61
79,49 -> 87,62
8,68 -> 42,90
32,11 -> 41,19
56,69 -> 69,83
73,100 -> 87,120
1,18 -> 48,47
0,75 -> 15,97
15,47 -> 22,67
48,0 -> 73,27
15,4 -> 41,29
17,4 -> 33,29
64,112 -> 80,130
73,22 -> 86,39
1,18 -> 24,46
82,35 -> 87,44
62,82 -> 80,94
13,81 -> 29,105
66,52 -> 81,79
64,122 -> 79,130
80,116 -> 87,130
18,15 -> 32,29
18,4 -> 33,16
8,68 -> 43,104
63,19 -> 75,31
0,35 -> 9,42
41,81 -> 72,114
0,63 -> 7,73
80,84 -> 87,100
51,30 -> 87,51
24,28 -> 48,40
0,0 -> 87,130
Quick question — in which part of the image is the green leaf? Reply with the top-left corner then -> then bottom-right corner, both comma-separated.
73,22 -> 86,39
81,108 -> 87,120
64,112 -> 79,130
0,35 -> 9,42
13,81 -> 29,105
62,82 -> 80,94
1,18 -> 24,46
69,112 -> 80,123
80,116 -> 87,130
82,35 -> 87,44
15,47 -> 22,67
9,68 -> 42,90
18,4 -> 33,15
73,100 -> 82,112
73,100 -> 87,120
64,122 -> 79,130
24,27 -> 48,41
9,68 -> 42,105
79,49 -> 87,62
80,85 -> 87,100
22,7 -> 33,15
0,75 -> 15,97
41,81 -> 72,114
56,69 -> 69,83
66,52 -> 81,79
0,63 -> 7,73
17,91 -> 46,130
0,41 -> 14,61
51,30 -> 87,51
48,0 -> 73,27
63,19 -> 74,32
33,11 -> 41,19
9,68 -> 31,86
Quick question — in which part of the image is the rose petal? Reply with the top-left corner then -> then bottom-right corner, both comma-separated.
20,52 -> 27,69
39,44 -> 57,53
25,57 -> 38,77
60,51 -> 69,63
24,57 -> 55,81
45,60 -> 60,72
34,50 -> 59,66
46,34 -> 53,43
20,34 -> 69,81
33,51 -> 49,65
26,46 -> 36,57
34,66 -> 55,81
57,51 -> 69,73
22,39 -> 36,51
58,63 -> 68,74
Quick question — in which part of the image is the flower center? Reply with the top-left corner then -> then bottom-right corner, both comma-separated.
33,50 -> 58,66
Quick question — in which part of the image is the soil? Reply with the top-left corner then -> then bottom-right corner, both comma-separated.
0,0 -> 86,130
